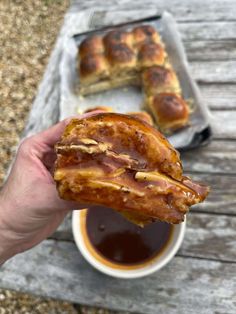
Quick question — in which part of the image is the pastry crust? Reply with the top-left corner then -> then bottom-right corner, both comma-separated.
83,107 -> 154,125
132,25 -> 161,47
138,42 -> 166,69
146,93 -> 189,132
142,66 -> 181,96
54,113 -> 209,225
105,43 -> 137,74
79,35 -> 104,58
79,54 -> 109,85
103,30 -> 133,48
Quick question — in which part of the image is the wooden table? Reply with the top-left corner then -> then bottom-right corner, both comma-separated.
1,1 -> 236,313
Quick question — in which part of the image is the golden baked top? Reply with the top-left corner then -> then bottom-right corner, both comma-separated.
78,24 -> 190,134
79,25 -> 166,83
142,66 -> 181,95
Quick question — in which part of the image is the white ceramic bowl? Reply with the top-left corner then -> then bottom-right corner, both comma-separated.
72,209 -> 186,279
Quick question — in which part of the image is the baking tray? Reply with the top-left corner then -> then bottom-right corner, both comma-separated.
59,12 -> 212,151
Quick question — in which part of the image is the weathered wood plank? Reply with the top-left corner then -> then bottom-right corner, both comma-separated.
190,61 -> 236,83
211,110 -> 236,139
185,41 -> 236,62
190,173 -> 236,215
181,140 -> 236,174
179,21 -> 236,41
53,210 -> 236,262
198,83 -> 236,110
71,0 -> 236,23
1,240 -> 236,314
180,212 -> 236,262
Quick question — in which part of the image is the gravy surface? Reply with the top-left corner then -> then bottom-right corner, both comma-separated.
86,206 -> 173,265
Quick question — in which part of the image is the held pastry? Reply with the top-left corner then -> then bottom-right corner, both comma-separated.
54,113 -> 209,225
78,24 -> 190,134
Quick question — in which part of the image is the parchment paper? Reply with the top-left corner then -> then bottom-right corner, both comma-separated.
59,12 -> 211,150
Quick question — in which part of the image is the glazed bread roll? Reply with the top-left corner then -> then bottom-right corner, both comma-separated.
79,54 -> 109,85
137,42 -> 166,69
146,93 -> 189,132
142,66 -> 181,96
79,35 -> 104,58
105,43 -> 137,75
78,24 -> 163,89
103,30 -> 134,48
132,25 -> 161,47
78,24 -> 190,133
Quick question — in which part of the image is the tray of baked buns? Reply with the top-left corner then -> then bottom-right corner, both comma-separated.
59,12 -> 212,150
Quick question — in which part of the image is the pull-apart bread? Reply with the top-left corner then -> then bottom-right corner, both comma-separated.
78,25 -> 190,133
54,113 -> 209,226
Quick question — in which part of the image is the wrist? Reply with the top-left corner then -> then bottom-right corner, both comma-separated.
0,190 -> 20,264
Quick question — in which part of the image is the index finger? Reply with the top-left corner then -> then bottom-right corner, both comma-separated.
34,111 -> 104,147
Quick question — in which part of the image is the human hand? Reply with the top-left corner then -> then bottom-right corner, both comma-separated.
0,113 -> 97,264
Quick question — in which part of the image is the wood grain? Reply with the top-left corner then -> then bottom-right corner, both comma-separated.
180,212 -> 236,262
179,21 -> 236,41
181,140 -> 236,174
211,111 -> 236,139
71,0 -> 236,23
198,83 -> 236,109
185,41 -> 236,62
190,61 -> 236,83
1,240 -> 236,314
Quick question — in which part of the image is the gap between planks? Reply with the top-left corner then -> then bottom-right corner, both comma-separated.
176,254 -> 236,265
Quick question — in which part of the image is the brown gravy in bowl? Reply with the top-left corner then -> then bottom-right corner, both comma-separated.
82,206 -> 173,268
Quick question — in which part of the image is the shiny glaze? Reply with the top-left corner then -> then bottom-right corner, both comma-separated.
54,114 -> 209,224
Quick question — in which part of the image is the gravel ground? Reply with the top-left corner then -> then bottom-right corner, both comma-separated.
0,0 -> 70,186
0,1 -> 126,313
